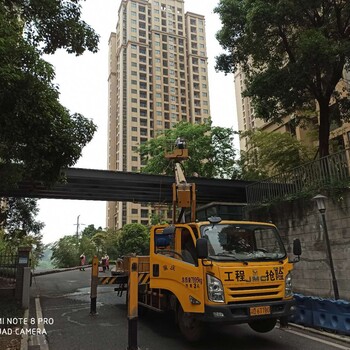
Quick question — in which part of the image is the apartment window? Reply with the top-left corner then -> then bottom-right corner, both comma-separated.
132,209 -> 138,214
141,209 -> 148,218
132,107 -> 137,112
132,136 -> 138,141
131,80 -> 137,85
131,44 -> 137,50
131,98 -> 137,103
132,156 -> 138,161
131,127 -> 137,132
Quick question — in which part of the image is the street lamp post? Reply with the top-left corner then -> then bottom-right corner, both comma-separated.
312,194 -> 339,300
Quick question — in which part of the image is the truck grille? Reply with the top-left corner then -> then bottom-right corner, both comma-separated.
226,284 -> 283,303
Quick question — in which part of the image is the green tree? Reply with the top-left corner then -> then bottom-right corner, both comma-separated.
215,0 -> 350,158
0,198 -> 44,267
82,224 -> 102,239
104,228 -> 121,260
50,231 -> 98,268
139,121 -> 239,179
0,1 -> 99,187
117,224 -> 149,257
238,130 -> 314,180
51,235 -> 80,268
91,231 -> 107,256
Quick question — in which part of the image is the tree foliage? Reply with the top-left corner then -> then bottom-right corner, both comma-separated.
238,130 -> 315,180
50,235 -> 80,268
0,198 -> 44,266
0,0 -> 99,187
116,224 -> 149,257
139,121 -> 239,179
215,0 -> 350,157
49,224 -> 148,268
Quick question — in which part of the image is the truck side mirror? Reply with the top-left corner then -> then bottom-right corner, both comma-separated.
293,239 -> 302,262
196,238 -> 208,259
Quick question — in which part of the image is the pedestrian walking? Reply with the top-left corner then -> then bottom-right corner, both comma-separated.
105,254 -> 110,271
80,253 -> 86,271
101,254 -> 107,273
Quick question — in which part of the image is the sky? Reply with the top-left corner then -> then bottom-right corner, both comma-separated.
37,0 -> 238,245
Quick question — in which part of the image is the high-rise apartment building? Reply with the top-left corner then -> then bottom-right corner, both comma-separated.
234,68 -> 350,154
234,69 -> 312,152
107,0 -> 210,229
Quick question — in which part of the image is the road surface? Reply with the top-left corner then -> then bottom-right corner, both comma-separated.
28,268 -> 350,350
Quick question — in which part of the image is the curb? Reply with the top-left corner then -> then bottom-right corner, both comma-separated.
20,309 -> 28,350
288,322 -> 350,344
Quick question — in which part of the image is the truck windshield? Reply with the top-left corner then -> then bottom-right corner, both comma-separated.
200,224 -> 286,261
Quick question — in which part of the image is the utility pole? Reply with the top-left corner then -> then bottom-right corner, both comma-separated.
76,215 -> 80,238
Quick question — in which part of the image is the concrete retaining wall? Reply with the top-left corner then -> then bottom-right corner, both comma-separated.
246,191 -> 350,301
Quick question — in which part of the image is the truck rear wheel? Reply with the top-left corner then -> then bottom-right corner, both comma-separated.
177,305 -> 203,342
249,318 -> 277,333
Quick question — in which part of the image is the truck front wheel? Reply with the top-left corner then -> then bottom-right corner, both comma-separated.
177,305 -> 203,342
249,318 -> 277,333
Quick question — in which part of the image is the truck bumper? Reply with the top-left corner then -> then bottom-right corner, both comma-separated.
198,299 -> 296,324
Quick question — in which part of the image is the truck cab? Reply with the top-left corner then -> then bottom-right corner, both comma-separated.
145,218 -> 300,341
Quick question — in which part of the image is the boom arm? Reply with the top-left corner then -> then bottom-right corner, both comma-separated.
173,163 -> 196,223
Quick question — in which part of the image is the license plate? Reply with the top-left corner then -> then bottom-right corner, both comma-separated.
250,306 -> 271,316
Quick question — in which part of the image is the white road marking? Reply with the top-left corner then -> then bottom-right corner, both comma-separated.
34,297 -> 49,350
284,328 -> 350,349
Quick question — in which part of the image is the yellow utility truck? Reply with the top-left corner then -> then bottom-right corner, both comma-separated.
117,142 -> 301,342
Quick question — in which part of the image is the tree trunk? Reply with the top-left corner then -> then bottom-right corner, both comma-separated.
318,100 -> 330,158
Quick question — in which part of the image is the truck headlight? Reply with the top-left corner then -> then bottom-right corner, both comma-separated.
285,272 -> 292,298
207,274 -> 225,303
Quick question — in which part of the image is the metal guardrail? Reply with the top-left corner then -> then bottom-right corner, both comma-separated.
246,149 -> 350,206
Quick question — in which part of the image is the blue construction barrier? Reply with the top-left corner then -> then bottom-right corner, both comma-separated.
292,294 -> 350,335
